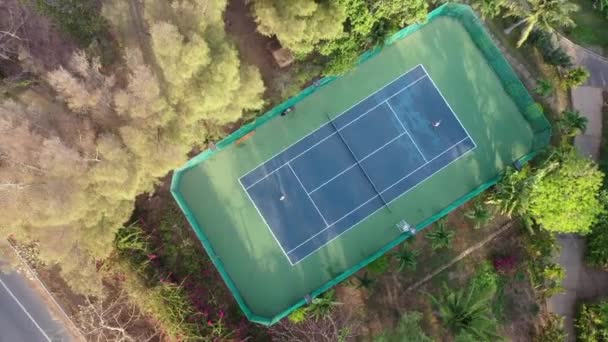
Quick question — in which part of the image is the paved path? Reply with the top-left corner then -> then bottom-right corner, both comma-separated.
559,34 -> 608,88
572,86 -> 604,160
0,269 -> 72,341
546,35 -> 608,342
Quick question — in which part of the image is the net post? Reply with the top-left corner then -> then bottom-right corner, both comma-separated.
325,113 -> 392,213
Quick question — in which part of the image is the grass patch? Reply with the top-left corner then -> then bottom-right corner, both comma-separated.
565,0 -> 608,50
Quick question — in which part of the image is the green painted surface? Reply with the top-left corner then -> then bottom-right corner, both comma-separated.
172,4 -> 549,324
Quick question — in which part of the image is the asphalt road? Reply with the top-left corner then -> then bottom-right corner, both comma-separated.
0,269 -> 72,342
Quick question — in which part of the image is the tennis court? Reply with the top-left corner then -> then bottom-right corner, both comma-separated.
240,65 -> 476,265
171,4 -> 551,325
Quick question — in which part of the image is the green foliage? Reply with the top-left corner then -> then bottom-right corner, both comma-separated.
505,0 -> 579,47
252,0 -> 347,55
114,222 -> 150,255
288,307 -> 309,324
368,254 -> 391,275
353,272 -> 376,290
373,311 -> 433,342
318,0 -> 429,75
425,219 -> 455,250
529,148 -> 605,234
540,264 -> 566,296
576,301 -> 608,341
112,224 -> 208,340
32,0 -> 106,46
558,109 -> 588,137
524,228 -> 566,298
471,262 -> 506,321
585,212 -> 608,269
534,79 -> 555,97
393,244 -> 419,272
487,166 -> 536,221
473,0 -> 506,19
535,314 -> 567,341
308,289 -> 342,320
427,279 -> 502,341
527,30 -> 573,67
465,200 -> 493,229
561,67 -> 591,89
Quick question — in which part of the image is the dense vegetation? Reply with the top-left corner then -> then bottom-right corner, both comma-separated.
253,0 -> 428,75
0,0 -> 264,295
576,300 -> 608,341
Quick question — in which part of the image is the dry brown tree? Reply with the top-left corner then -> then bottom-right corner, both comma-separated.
0,5 -> 26,61
75,289 -> 161,342
269,306 -> 362,342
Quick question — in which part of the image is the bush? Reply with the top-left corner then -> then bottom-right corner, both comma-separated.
535,314 -> 567,342
585,214 -> 608,269
529,148 -> 605,234
288,307 -> 309,324
425,219 -> 455,250
527,30 -> 572,68
561,67 -> 591,89
32,0 -> 106,46
367,254 -> 390,275
373,311 -> 432,342
576,301 -> 608,342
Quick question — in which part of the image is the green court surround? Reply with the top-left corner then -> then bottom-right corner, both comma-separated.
171,4 -> 551,325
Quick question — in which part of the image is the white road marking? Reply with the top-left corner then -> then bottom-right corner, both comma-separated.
0,277 -> 52,342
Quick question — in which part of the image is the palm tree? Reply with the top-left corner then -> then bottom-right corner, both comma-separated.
465,200 -> 493,229
353,272 -> 376,290
308,289 -> 342,320
504,0 -> 579,47
533,79 -> 554,97
427,282 -> 503,341
393,244 -> 419,271
558,109 -> 588,137
425,219 -> 455,250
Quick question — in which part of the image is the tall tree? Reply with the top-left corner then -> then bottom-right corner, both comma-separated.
1,0 -> 266,295
504,0 -> 579,47
558,109 -> 588,137
252,0 -> 346,55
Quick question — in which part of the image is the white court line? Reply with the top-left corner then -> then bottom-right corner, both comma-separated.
238,178 -> 294,265
0,277 -> 52,342
308,131 -> 408,195
240,64 -> 426,182
243,73 -> 429,190
288,163 -> 329,227
420,64 -> 478,149
290,139 -> 476,265
386,101 -> 428,162
286,136 -> 473,256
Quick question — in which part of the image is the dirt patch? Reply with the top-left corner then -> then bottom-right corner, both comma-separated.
224,0 -> 286,102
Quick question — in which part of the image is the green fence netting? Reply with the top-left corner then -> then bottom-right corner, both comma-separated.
171,3 -> 551,326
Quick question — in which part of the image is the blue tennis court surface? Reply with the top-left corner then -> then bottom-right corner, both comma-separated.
239,65 -> 476,265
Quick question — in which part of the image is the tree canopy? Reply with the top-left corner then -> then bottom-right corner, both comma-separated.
529,149 -> 605,234
252,0 -> 346,55
0,0 -> 265,294
251,0 -> 428,74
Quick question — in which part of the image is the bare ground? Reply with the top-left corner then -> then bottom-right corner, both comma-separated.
224,0 -> 284,102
